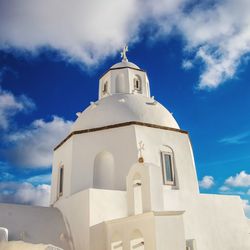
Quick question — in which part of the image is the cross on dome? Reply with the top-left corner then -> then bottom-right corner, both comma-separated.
121,45 -> 128,62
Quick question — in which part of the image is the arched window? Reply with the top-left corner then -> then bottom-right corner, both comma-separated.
133,75 -> 142,93
161,147 -> 175,185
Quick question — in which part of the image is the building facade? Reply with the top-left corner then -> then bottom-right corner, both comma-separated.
50,52 -> 250,250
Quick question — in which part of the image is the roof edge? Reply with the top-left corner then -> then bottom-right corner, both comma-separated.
54,121 -> 188,151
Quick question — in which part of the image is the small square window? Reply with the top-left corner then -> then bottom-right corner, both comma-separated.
161,152 -> 175,185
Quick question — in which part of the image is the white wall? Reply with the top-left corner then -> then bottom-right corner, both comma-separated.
164,191 -> 250,250
154,212 -> 185,250
90,211 -> 185,250
52,124 -> 198,201
104,212 -> 157,250
0,204 -> 71,250
70,126 -> 138,193
54,188 -> 127,250
51,138 -> 73,204
134,125 -> 199,194
89,189 -> 127,227
54,189 -> 90,250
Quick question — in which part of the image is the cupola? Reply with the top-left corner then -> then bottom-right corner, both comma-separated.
71,46 -> 180,132
98,46 -> 150,99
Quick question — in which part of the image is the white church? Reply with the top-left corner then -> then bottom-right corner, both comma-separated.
0,48 -> 250,250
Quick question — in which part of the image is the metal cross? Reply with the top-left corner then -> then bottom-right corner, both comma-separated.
121,45 -> 128,62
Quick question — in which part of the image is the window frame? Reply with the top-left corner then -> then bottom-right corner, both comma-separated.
161,151 -> 175,185
58,165 -> 64,197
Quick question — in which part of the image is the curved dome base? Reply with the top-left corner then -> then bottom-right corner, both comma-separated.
71,94 -> 179,132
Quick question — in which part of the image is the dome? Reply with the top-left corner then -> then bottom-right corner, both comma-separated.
110,61 -> 140,70
71,94 -> 179,132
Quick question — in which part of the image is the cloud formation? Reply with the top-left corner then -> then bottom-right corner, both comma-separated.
225,171 -> 250,187
1,0 -> 250,88
176,0 -> 250,88
0,182 -> 50,206
4,116 -> 72,168
199,175 -> 214,189
218,170 -> 250,217
0,0 -> 140,66
242,199 -> 250,218
26,174 -> 51,185
0,86 -> 35,130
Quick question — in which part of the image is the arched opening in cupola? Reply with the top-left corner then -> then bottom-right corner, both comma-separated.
133,75 -> 142,93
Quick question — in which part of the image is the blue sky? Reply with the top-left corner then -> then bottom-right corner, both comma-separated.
0,0 -> 250,216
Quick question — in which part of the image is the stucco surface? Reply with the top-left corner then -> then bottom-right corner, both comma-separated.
71,94 -> 179,132
0,241 -> 61,250
0,204 -> 71,250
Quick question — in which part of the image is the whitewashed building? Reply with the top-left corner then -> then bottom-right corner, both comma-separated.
1,49 -> 250,250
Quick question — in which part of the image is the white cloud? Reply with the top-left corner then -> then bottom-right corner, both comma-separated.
0,182 -> 50,206
219,185 -> 231,192
26,174 -> 51,185
182,60 -> 193,70
5,116 -> 72,168
199,175 -> 214,189
242,199 -> 250,218
225,171 -> 250,187
176,0 -> 250,88
0,0 -> 140,66
1,0 -> 250,89
0,86 -> 35,130
219,131 -> 250,144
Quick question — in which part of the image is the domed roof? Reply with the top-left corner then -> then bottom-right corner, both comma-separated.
71,94 -> 179,132
110,61 -> 140,70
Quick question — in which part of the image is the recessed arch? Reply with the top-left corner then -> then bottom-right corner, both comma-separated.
93,151 -> 115,189
130,229 -> 144,250
132,173 -> 143,215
